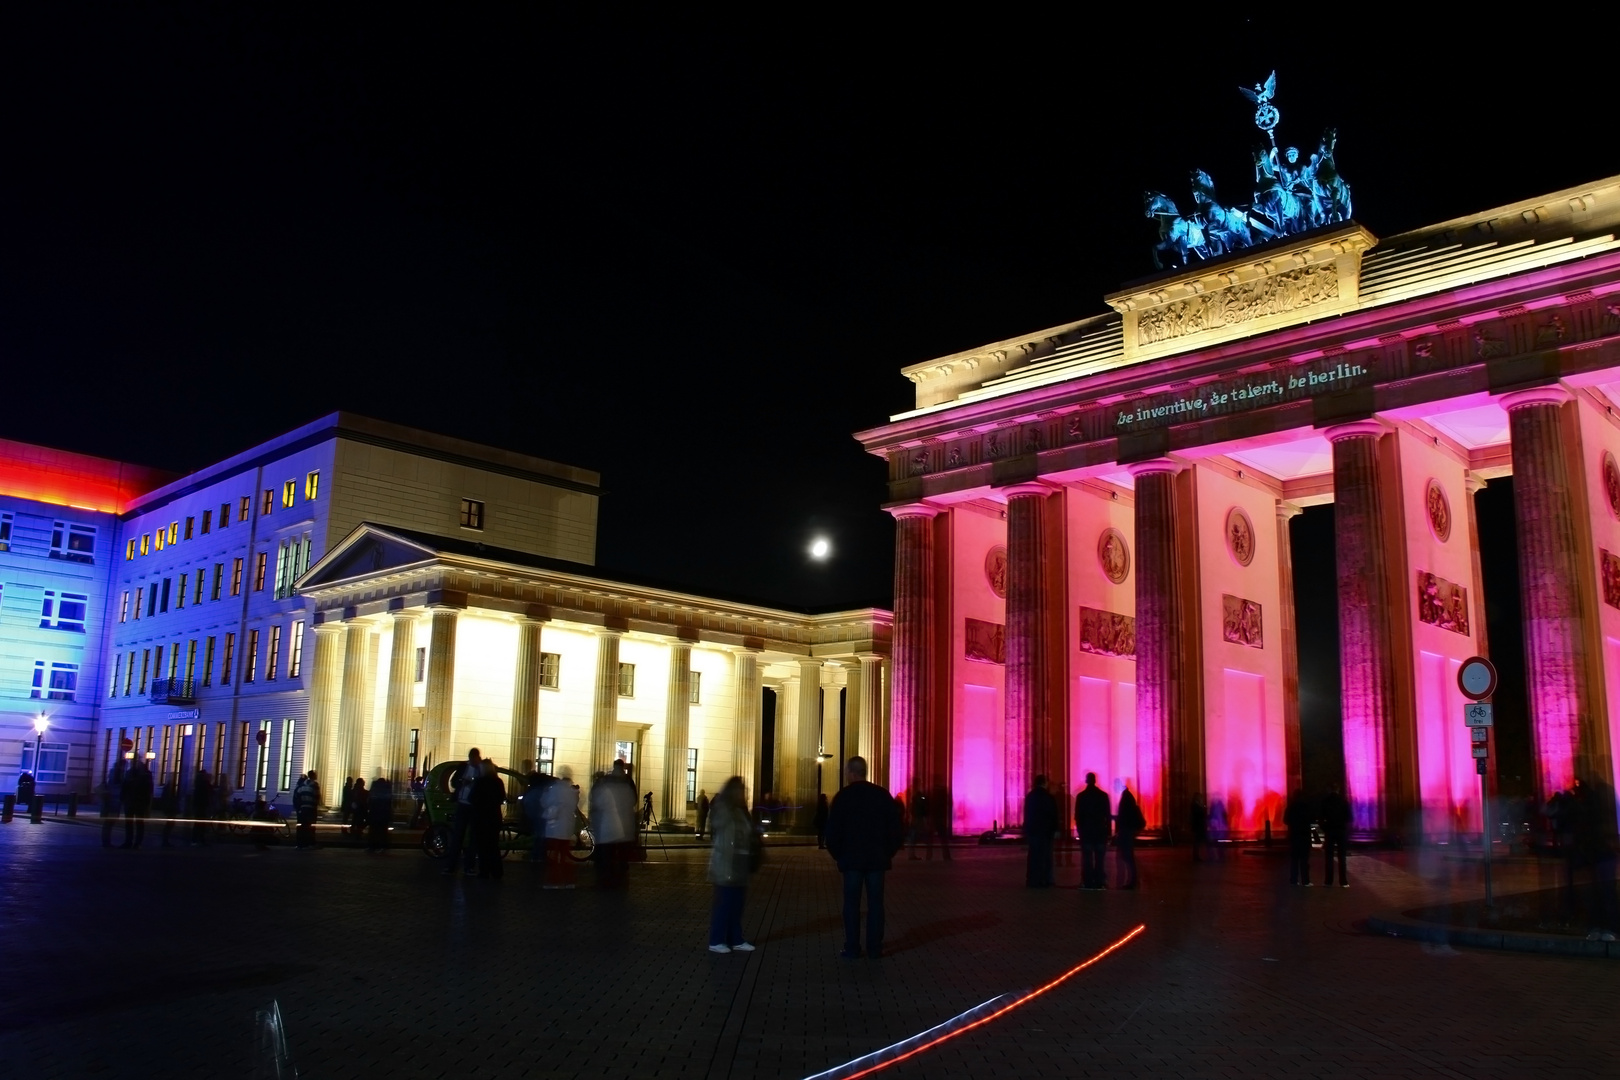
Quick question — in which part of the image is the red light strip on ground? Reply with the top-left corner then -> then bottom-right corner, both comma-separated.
804,923 -> 1146,1080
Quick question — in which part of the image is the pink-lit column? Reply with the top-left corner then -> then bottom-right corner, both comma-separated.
1129,460 -> 1181,832
1502,387 -> 1591,798
1328,420 -> 1398,835
888,504 -> 938,799
1002,484 -> 1049,829
1275,502 -> 1304,794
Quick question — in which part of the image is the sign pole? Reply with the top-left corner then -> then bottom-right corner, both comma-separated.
1458,657 -> 1499,912
1480,768 -> 1493,908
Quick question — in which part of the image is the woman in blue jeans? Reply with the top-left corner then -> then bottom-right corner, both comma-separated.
707,776 -> 758,954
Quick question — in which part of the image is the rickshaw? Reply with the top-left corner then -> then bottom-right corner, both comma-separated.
419,761 -> 594,861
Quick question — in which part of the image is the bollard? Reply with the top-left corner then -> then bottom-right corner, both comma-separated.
30,796 -> 44,824
1,794 -> 13,823
68,792 -> 78,818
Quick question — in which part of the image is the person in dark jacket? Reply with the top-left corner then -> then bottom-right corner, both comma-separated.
120,758 -> 154,848
1320,783 -> 1352,887
366,774 -> 392,853
695,789 -> 710,839
1075,772 -> 1112,889
1115,783 -> 1145,889
293,770 -> 321,849
813,793 -> 829,849
1283,789 -> 1313,886
349,778 -> 368,836
338,777 -> 354,824
100,757 -> 126,848
190,768 -> 213,846
824,756 -> 903,959
1024,776 -> 1058,887
471,759 -> 507,880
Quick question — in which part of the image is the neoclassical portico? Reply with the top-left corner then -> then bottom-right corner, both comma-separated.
296,525 -> 890,820
859,178 -> 1620,840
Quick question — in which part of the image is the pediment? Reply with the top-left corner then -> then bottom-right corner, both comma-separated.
296,524 -> 440,590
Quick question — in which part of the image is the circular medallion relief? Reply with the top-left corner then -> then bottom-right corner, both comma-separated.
1425,478 -> 1452,542
984,545 -> 1008,598
1226,506 -> 1256,567
1605,452 -> 1620,519
1097,528 -> 1130,584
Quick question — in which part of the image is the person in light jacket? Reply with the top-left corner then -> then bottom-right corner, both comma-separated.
589,763 -> 637,889
542,769 -> 580,888
706,776 -> 758,954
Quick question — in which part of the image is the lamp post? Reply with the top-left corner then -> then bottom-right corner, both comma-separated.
31,714 -> 48,781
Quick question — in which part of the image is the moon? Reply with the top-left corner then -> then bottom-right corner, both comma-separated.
809,537 -> 831,560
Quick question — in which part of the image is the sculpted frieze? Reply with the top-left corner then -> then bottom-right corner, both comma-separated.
1137,263 -> 1339,347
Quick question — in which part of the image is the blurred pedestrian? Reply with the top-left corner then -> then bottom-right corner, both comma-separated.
589,761 -> 636,888
100,755 -> 126,848
695,789 -> 710,839
522,771 -> 549,862
443,748 -> 483,876
120,757 -> 153,849
338,777 -> 354,824
1284,789 -> 1312,886
542,768 -> 580,888
472,759 -> 507,880
825,756 -> 903,959
1024,776 -> 1058,888
1115,783 -> 1145,889
293,769 -> 320,849
1320,783 -> 1351,887
366,774 -> 392,853
1190,792 -> 1210,862
190,767 -> 213,846
1075,772 -> 1111,889
707,776 -> 759,953
349,778 -> 369,836
813,792 -> 829,850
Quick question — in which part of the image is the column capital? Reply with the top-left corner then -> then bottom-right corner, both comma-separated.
999,482 -> 1053,499
797,657 -> 825,669
313,621 -> 343,636
1323,418 -> 1390,442
1276,500 -> 1302,523
388,607 -> 422,623
519,603 -> 552,623
1500,384 -> 1572,410
854,651 -> 885,664
1126,458 -> 1183,478
1464,472 -> 1489,496
886,501 -> 941,521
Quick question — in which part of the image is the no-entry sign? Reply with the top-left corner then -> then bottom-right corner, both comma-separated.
1458,656 -> 1497,701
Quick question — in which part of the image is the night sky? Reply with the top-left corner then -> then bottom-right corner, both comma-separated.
2,13 -> 1615,790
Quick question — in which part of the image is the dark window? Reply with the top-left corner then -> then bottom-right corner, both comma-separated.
159,578 -> 171,613
201,509 -> 212,535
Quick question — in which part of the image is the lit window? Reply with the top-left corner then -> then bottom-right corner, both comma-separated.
133,586 -> 144,620
537,736 -> 556,776
689,670 -> 702,705
141,534 -> 151,556
254,552 -> 267,591
31,661 -> 79,701
120,591 -> 130,623
185,639 -> 198,684
305,471 -> 320,501
194,571 -> 205,605
255,720 -> 270,790
282,480 -> 296,509
222,502 -> 233,527
221,633 -> 235,685
212,563 -> 224,601
39,591 -> 88,632
236,721 -> 249,787
244,628 -> 259,682
124,652 -> 137,695
177,573 -> 188,608
213,722 -> 225,778
617,662 -> 635,698
279,720 -> 296,791
0,514 -> 10,551
168,641 -> 180,679
50,522 -> 96,563
110,654 -> 123,698
201,509 -> 212,535
266,624 -> 282,680
19,742 -> 68,785
231,558 -> 243,596
184,517 -> 195,540
138,649 -> 150,693
168,522 -> 178,545
126,539 -> 136,560
459,499 -> 485,530
414,646 -> 427,683
203,636 -> 216,687
154,529 -> 164,552
239,497 -> 250,522
289,621 -> 304,678
539,652 -> 560,689
686,748 -> 698,803
261,490 -> 274,516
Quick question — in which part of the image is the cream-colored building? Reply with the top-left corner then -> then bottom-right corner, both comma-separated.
296,523 -> 891,822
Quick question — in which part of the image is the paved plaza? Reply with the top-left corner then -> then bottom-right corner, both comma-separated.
2,821 -> 1616,1079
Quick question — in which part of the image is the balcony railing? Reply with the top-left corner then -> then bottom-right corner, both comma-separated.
149,678 -> 196,704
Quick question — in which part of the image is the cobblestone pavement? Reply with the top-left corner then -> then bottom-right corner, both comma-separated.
2,822 -> 1615,1079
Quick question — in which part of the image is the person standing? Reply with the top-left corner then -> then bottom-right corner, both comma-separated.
471,759 -> 507,880
120,757 -> 154,849
1320,783 -> 1351,887
1283,789 -> 1313,886
1189,792 -> 1210,862
348,778 -> 368,836
1075,772 -> 1112,889
824,756 -> 903,960
813,793 -> 829,850
100,756 -> 126,848
293,769 -> 321,849
695,789 -> 710,839
442,748 -> 483,876
542,769 -> 580,888
1024,776 -> 1058,888
706,776 -> 759,953
190,767 -> 213,846
589,762 -> 636,888
1115,783 -> 1145,889
522,772 -> 549,862
366,773 -> 392,854
338,778 -> 354,826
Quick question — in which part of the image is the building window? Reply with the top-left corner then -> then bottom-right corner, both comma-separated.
133,586 -> 143,619
50,522 -> 96,563
459,499 -> 485,530
279,720 -> 296,791
125,539 -> 136,560
203,636 -> 216,687
39,591 -> 88,632
120,591 -> 130,623
168,522 -> 178,545
415,646 -> 427,683
31,661 -> 79,701
0,514 -> 11,551
236,721 -> 249,789
109,654 -> 123,698
185,639 -> 198,683
201,509 -> 212,535
147,586 -> 157,618
160,726 -> 173,785
261,490 -> 274,516
138,650 -> 151,694
266,624 -> 282,680
19,742 -> 69,785
282,481 -> 296,509
221,633 -> 235,685
221,502 -> 232,527
305,471 -> 320,501
124,652 -> 137,695
212,563 -> 224,601
184,516 -> 195,540
239,496 -> 251,522
289,621 -> 304,677
231,558 -> 244,596
177,573 -> 188,608
255,720 -> 271,792
159,578 -> 171,613
194,571 -> 205,606
408,728 -> 421,780
690,670 -> 702,705
168,642 -> 181,680
539,652 -> 560,689
254,552 -> 267,591
537,736 -> 555,777
213,722 -> 225,779
244,628 -> 260,683
140,534 -> 150,556
155,528 -> 165,552
686,748 -> 698,804
617,662 -> 635,698
153,645 -> 164,685
273,537 -> 310,599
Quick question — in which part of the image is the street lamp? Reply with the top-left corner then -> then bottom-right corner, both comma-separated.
31,714 -> 48,782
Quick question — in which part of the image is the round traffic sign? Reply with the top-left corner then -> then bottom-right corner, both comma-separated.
1458,656 -> 1497,701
